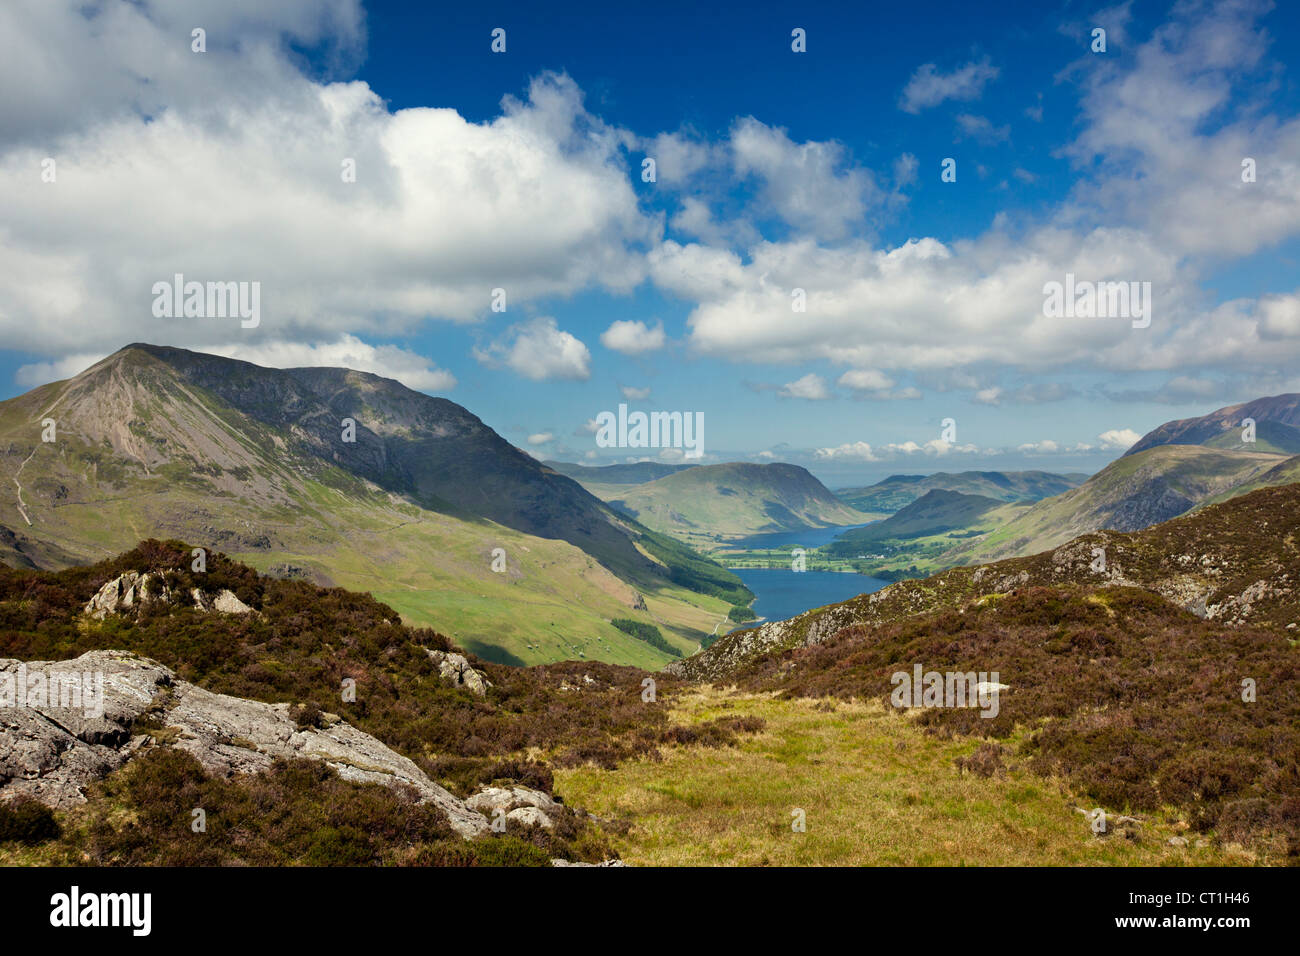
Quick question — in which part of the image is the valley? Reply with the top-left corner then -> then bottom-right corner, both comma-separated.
3,351 -> 1299,868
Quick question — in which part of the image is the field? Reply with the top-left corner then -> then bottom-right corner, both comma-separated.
558,689 -> 1260,866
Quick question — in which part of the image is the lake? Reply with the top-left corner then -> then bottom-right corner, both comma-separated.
728,522 -> 876,550
730,568 -> 890,628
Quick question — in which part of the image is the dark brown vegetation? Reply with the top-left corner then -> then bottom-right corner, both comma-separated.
0,797 -> 61,845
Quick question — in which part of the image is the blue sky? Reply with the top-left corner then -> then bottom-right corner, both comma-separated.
4,0 -> 1300,486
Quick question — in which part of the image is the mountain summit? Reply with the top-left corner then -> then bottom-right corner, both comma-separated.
1124,393 -> 1300,456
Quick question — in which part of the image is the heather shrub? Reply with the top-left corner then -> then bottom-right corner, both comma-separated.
0,798 -> 61,845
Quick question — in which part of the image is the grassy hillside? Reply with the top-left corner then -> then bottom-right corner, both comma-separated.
1201,420 -> 1300,455
606,462 -> 875,550
815,492 -> 1029,580
942,444 -> 1288,565
1197,454 -> 1300,506
829,489 -> 1005,545
834,470 -> 1087,514
710,587 -> 1299,860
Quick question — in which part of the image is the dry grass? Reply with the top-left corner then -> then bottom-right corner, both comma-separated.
556,688 -> 1263,866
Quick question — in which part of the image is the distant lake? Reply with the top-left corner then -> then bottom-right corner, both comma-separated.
730,568 -> 890,629
728,522 -> 876,550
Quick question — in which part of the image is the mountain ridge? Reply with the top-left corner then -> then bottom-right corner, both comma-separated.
1125,393 -> 1300,457
939,443 -> 1290,566
834,469 -> 1087,514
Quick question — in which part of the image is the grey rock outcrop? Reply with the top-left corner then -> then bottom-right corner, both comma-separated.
551,858 -> 626,866
506,806 -> 553,829
84,571 -> 253,619
465,785 -> 559,814
427,650 -> 491,696
465,785 -> 560,829
84,571 -> 172,619
0,650 -> 487,837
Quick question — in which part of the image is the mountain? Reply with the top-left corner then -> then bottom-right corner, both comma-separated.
598,462 -> 874,546
834,470 -> 1087,514
940,444 -> 1289,565
0,344 -> 747,666
826,489 -> 1011,548
1124,393 -> 1300,456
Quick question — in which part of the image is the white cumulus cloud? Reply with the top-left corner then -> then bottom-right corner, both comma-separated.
1098,428 -> 1142,450
601,319 -> 666,355
475,317 -> 591,382
899,58 -> 999,113
778,373 -> 832,400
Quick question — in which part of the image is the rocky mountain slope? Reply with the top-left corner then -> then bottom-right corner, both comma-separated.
0,344 -> 748,666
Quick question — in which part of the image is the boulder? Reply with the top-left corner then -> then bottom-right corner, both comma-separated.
84,572 -> 173,619
506,806 -> 553,829
465,785 -> 559,815
210,589 -> 253,614
427,650 -> 491,696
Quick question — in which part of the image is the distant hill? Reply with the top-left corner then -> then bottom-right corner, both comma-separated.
1124,393 -> 1300,457
826,489 -> 1008,549
0,344 -> 747,666
835,470 -> 1087,514
606,462 -> 874,542
941,444 -> 1289,565
544,460 -> 697,485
